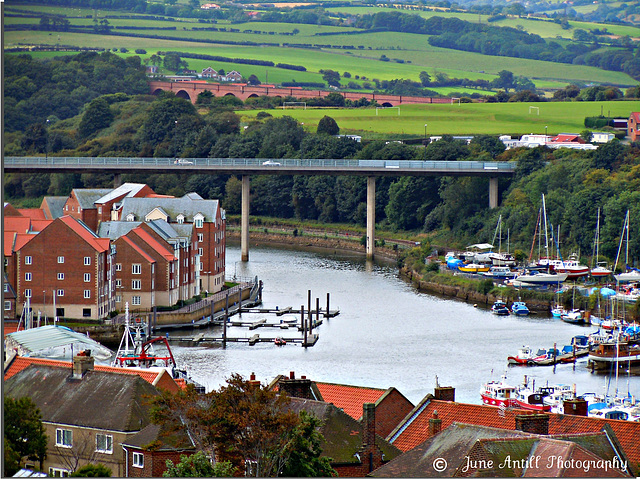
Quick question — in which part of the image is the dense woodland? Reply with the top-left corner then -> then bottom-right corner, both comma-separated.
3,51 -> 640,267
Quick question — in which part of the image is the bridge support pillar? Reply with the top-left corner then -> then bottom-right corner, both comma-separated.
489,177 -> 499,209
241,175 -> 250,262
113,173 -> 122,188
366,176 -> 376,261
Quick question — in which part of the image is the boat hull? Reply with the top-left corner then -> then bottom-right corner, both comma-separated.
480,393 -> 517,407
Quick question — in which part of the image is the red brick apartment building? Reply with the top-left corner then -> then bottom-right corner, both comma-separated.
11,216 -> 114,320
629,112 -> 640,142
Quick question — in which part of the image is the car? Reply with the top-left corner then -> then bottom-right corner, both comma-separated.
175,159 -> 194,165
262,160 -> 281,166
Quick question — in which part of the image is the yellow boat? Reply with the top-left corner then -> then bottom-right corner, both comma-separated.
458,263 -> 490,273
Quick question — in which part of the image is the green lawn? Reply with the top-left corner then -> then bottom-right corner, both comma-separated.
239,101 -> 640,137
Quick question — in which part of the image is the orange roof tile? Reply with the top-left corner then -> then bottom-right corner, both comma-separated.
18,208 -> 46,220
59,216 -> 110,252
30,219 -> 53,232
315,382 -> 387,420
13,233 -> 36,251
4,356 -> 167,387
131,227 -> 175,262
4,232 -> 16,257
121,235 -> 157,264
4,216 -> 32,234
390,398 -> 640,470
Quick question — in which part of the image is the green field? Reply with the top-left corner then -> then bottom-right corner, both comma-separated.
238,101 -> 640,137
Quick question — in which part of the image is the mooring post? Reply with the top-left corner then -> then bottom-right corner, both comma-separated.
223,292 -> 228,349
301,305 -> 307,347
326,292 -> 330,318
241,175 -> 250,261
210,300 -> 214,324
315,297 -> 320,327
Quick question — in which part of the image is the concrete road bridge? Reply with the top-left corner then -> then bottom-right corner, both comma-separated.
149,80 -> 452,106
4,156 -> 516,261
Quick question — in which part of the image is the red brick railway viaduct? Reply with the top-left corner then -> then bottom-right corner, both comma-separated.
149,80 -> 452,106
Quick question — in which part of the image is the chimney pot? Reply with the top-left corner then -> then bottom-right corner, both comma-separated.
429,410 -> 442,436
250,372 -> 256,381
289,371 -> 295,379
72,353 -> 95,379
301,375 -> 306,379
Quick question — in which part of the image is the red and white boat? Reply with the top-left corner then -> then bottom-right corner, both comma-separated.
507,346 -> 549,366
552,255 -> 590,280
515,386 -> 554,412
480,375 -> 518,407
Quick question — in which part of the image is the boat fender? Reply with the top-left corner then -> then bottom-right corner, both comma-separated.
527,360 -> 537,366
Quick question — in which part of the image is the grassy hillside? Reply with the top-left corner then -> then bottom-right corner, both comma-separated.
238,101 -> 640,137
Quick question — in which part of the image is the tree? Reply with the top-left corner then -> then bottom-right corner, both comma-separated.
281,411 -> 336,477
163,53 -> 188,72
492,70 -> 516,92
4,397 -> 48,475
317,115 -> 340,136
581,129 -> 593,143
247,74 -> 261,85
78,97 -> 114,139
419,71 -> 431,86
70,464 -> 112,477
149,374 -> 333,477
164,452 -> 236,477
320,69 -> 341,87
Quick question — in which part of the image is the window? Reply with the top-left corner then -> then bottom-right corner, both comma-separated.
195,218 -> 203,228
25,272 -> 32,282
132,264 -> 141,275
56,307 -> 64,317
198,248 -> 203,256
132,280 -> 141,290
58,256 -> 65,264
84,256 -> 91,265
132,296 -> 141,305
84,290 -> 91,299
4,301 -> 11,311
56,428 -> 72,447
98,206 -> 102,214
96,434 -> 113,454
115,263 -> 122,271
3,283 -> 8,293
25,289 -> 32,298
57,289 -> 64,297
25,256 -> 32,265
57,273 -> 64,280
115,279 -> 121,287
133,452 -> 144,468
116,295 -> 121,303
49,467 -> 70,477
84,273 -> 91,282
83,308 -> 91,317
198,233 -> 204,242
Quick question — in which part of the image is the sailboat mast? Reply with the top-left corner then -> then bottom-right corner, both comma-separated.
542,194 -> 549,260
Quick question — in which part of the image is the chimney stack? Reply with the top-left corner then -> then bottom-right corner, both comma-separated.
278,372 -> 313,399
515,414 -> 549,436
429,410 -> 442,436
434,386 -> 455,402
359,403 -> 383,473
563,398 -> 588,416
72,350 -> 94,379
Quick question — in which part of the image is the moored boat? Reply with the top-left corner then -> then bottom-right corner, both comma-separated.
515,270 -> 569,285
588,341 -> 640,370
491,300 -> 510,315
560,309 -> 584,324
458,263 -> 490,273
482,266 -> 518,280
511,301 -> 530,316
480,375 -> 519,407
507,346 -> 547,365
550,304 -> 566,318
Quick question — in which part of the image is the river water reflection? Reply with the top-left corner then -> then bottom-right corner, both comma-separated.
171,244 -> 639,405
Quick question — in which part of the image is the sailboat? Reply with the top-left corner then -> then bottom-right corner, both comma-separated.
614,210 -> 640,283
590,207 -> 612,278
488,215 -> 516,266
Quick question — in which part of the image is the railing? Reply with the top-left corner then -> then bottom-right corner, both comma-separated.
3,156 -> 517,172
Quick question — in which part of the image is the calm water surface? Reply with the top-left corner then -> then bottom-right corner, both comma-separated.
171,244 -> 639,405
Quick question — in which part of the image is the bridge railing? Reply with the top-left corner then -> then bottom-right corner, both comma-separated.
4,157 -> 517,172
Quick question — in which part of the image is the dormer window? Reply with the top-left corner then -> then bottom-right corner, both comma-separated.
177,214 -> 185,224
126,213 -> 136,222
194,213 -> 204,228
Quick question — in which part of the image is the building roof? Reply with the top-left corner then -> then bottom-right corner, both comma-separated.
388,397 -> 640,474
4,356 -> 181,393
71,188 -> 112,209
58,216 -> 110,252
313,382 -> 389,421
4,216 -> 32,234
4,363 -> 159,432
4,325 -> 114,363
94,183 -> 150,205
4,203 -> 22,216
41,196 -> 68,219
13,233 -> 37,251
130,227 -> 176,262
97,220 -> 142,240
119,196 -> 219,224
121,423 -> 195,452
550,133 -> 585,143
287,397 -> 402,464
17,208 -> 46,220
630,112 -> 640,122
121,235 -> 157,264
29,219 -> 53,232
4,231 -> 17,257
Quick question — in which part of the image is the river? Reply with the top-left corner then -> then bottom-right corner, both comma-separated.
170,243 -> 639,406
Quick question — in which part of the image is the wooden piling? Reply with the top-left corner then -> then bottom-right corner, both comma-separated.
326,293 -> 330,318
223,291 -> 229,349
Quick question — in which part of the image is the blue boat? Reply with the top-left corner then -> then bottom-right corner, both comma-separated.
491,300 -> 510,315
511,301 -> 530,316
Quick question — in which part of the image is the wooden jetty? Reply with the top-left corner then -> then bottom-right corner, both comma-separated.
167,333 -> 319,347
522,347 -> 590,367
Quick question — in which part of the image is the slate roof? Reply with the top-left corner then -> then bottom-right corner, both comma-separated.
94,183 -> 149,205
41,196 -> 67,219
97,221 -> 143,240
388,397 -> 640,475
119,197 -> 219,223
72,188 -> 112,209
4,364 -> 159,432
313,382 -> 389,421
121,423 -> 195,451
287,397 -> 401,464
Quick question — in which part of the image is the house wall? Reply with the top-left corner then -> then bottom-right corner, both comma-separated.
15,220 -> 110,320
113,237 -> 156,311
200,212 -> 226,294
377,391 -> 415,440
629,114 -> 640,142
126,449 -> 193,478
63,194 -> 98,232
